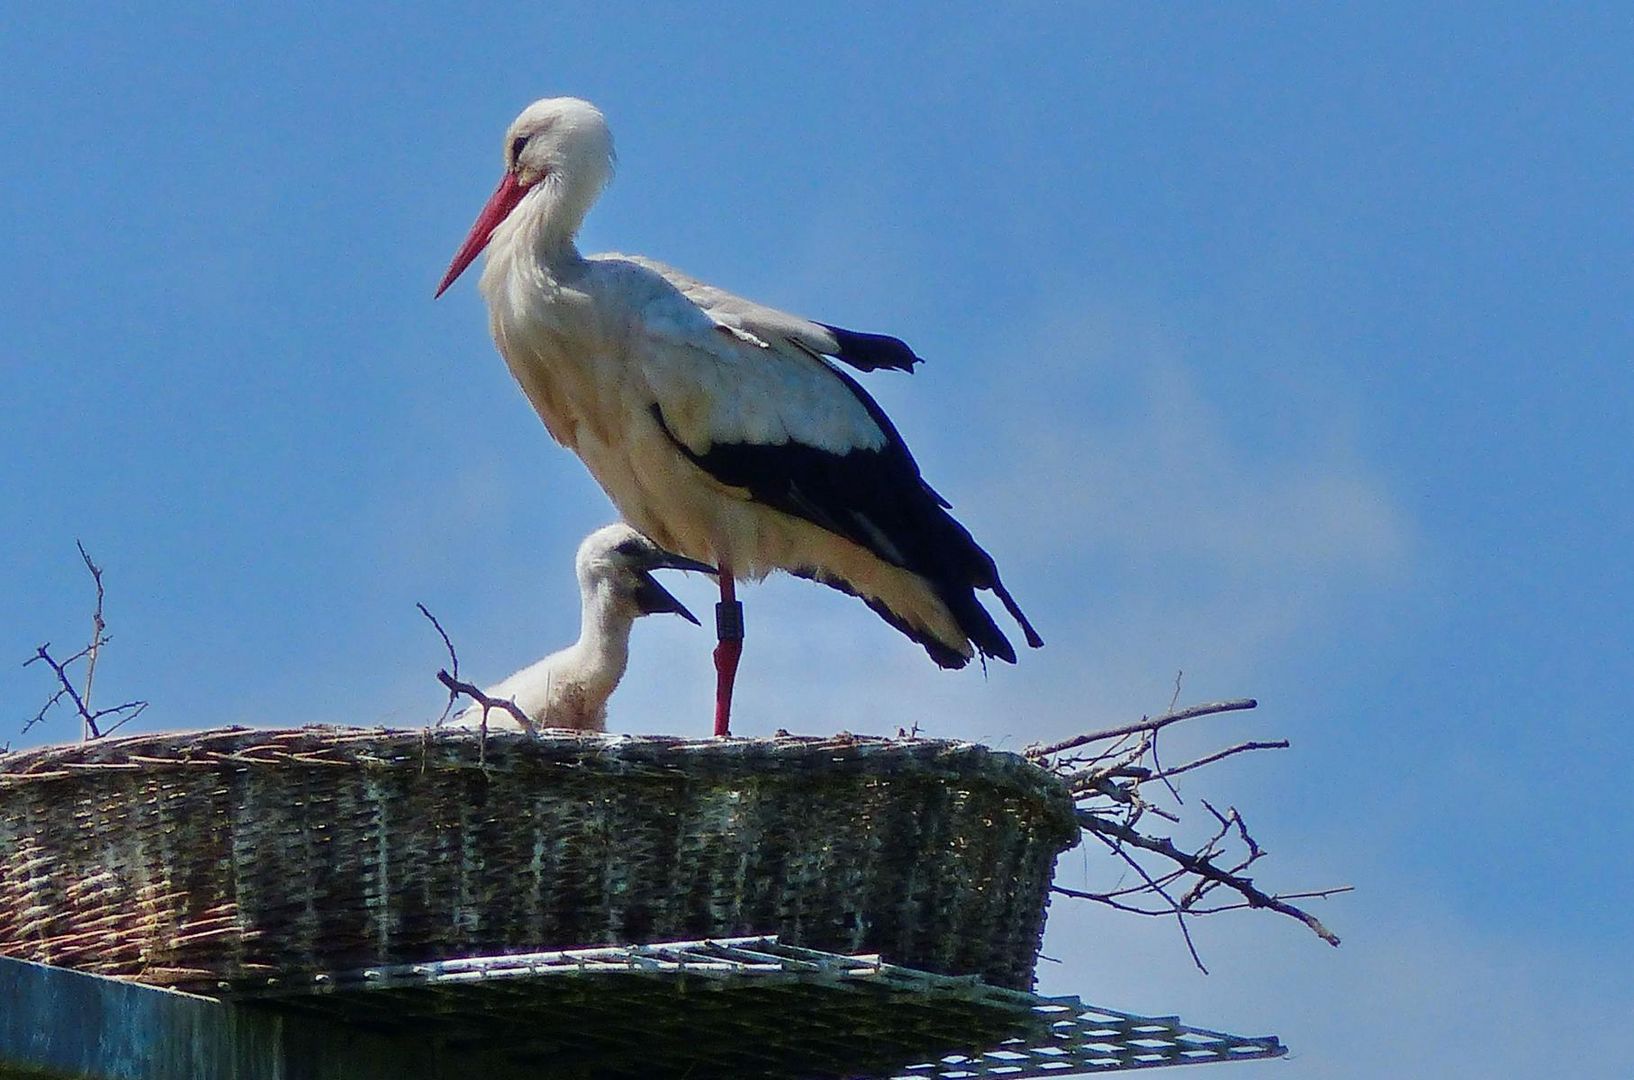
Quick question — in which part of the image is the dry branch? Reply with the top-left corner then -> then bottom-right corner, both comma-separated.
416,603 -> 534,745
1026,698 -> 1260,760
76,541 -> 107,739
434,670 -> 534,735
1035,694 -> 1347,970
22,544 -> 147,742
1151,740 -> 1291,783
1076,811 -> 1342,947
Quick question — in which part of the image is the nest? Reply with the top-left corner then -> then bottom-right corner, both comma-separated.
0,727 -> 1078,993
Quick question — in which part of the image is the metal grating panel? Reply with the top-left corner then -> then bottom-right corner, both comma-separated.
895,1002 -> 1286,1076
223,937 -> 1283,1078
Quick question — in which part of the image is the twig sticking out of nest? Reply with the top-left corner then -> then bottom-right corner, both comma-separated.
1027,695 -> 1350,972
416,603 -> 534,761
21,542 -> 148,744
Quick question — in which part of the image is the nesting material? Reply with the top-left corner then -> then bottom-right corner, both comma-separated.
0,728 -> 1078,993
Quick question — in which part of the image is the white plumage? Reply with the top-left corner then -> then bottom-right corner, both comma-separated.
446,524 -> 712,733
438,97 -> 1040,732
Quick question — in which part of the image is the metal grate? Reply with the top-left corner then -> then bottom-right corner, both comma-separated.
225,937 -> 1283,1078
896,1002 -> 1286,1076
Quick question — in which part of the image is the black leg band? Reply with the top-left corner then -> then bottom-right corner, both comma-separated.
715,600 -> 744,641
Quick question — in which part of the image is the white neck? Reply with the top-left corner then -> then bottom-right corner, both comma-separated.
564,582 -> 636,702
489,172 -> 601,279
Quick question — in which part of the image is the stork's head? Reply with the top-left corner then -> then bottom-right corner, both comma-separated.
436,97 -> 615,297
576,523 -> 715,625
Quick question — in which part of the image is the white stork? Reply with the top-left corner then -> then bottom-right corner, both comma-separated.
436,96 -> 1041,736
447,523 -> 715,733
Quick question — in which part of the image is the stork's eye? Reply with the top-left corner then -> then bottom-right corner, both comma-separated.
510,135 -> 529,164
612,538 -> 645,558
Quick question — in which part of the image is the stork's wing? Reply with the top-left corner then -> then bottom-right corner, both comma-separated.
609,254 -> 896,458
621,255 -> 923,374
605,256 -> 1041,665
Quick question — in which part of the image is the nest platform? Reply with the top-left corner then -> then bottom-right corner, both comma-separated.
0,727 -> 1079,994
0,937 -> 1287,1079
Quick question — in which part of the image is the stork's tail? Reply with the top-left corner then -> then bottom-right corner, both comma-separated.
920,500 -> 1043,665
993,579 -> 1044,650
792,558 -> 1041,671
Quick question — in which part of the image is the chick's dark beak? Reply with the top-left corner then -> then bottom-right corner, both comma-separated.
632,572 -> 700,624
630,549 -> 716,625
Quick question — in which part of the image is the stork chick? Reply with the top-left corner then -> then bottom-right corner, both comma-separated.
449,524 -> 714,733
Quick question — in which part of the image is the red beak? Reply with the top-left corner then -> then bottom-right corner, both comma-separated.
435,172 -> 529,298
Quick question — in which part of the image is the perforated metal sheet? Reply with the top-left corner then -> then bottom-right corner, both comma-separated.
225,938 -> 1283,1078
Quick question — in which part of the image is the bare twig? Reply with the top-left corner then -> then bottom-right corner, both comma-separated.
1148,670 -> 1187,803
1089,828 -> 1208,973
417,602 -> 461,729
52,636 -> 110,671
1036,695 -> 1346,967
1077,809 -> 1342,947
1147,740 -> 1291,783
76,540 -> 106,739
26,645 -> 98,735
1025,698 -> 1259,759
1172,886 -> 1355,915
417,603 -> 535,753
95,701 -> 149,737
24,642 -> 147,741
1176,801 -> 1252,908
434,669 -> 533,734
22,680 -> 72,737
1054,882 -> 1353,918
21,544 -> 145,743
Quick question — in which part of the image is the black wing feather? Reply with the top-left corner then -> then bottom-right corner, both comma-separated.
789,565 -> 969,669
816,323 -> 924,373
647,363 -> 1040,666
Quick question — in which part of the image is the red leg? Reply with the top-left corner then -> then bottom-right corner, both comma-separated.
713,570 -> 743,737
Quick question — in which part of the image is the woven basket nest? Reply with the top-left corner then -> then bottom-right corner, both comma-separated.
0,726 -> 1079,993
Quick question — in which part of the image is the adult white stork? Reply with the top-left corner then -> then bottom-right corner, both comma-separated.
447,523 -> 715,733
436,96 -> 1041,736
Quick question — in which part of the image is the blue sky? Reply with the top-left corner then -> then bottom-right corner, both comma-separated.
3,4 -> 1630,1075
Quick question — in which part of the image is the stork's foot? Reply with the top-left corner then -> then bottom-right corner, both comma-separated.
714,600 -> 744,737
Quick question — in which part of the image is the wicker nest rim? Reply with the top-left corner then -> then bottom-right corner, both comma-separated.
0,726 -> 1078,992
0,726 -> 1076,821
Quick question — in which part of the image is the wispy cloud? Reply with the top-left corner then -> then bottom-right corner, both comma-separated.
978,300 -> 1409,593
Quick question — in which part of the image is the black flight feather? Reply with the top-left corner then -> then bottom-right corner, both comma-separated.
816,323 -> 924,374
647,363 -> 1040,666
790,565 -> 969,669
